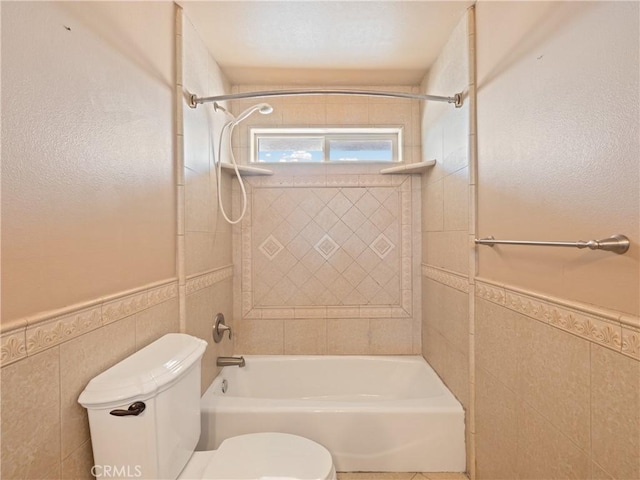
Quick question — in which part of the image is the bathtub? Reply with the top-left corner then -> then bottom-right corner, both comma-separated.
198,355 -> 465,472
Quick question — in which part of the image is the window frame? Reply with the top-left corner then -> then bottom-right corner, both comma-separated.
250,127 -> 403,164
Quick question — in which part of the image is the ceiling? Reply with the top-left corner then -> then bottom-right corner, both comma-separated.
179,1 -> 472,86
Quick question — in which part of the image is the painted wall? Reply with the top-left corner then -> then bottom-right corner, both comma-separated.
419,9 -> 473,473
476,1 -> 639,316
1,1 -> 176,322
179,9 -> 235,391
229,87 -> 423,355
475,2 -> 639,479
0,2 -> 178,478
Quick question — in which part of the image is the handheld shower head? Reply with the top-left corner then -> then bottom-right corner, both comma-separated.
233,103 -> 274,124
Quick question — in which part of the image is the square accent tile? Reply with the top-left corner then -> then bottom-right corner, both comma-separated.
258,235 -> 284,260
315,234 -> 339,260
370,233 -> 396,259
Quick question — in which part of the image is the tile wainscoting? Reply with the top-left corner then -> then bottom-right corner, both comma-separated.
1,278 -> 182,479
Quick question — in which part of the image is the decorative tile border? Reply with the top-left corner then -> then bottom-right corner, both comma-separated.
474,280 -> 505,304
103,282 -> 178,325
185,265 -> 234,295
422,264 -> 470,293
1,328 -> 27,367
1,278 -> 179,367
622,326 -> 640,360
476,277 -> 640,360
27,306 -> 102,356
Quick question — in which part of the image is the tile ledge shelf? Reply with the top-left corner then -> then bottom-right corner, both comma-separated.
220,163 -> 274,176
379,160 -> 436,175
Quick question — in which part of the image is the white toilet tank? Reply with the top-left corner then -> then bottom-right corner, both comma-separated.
79,334 -> 208,480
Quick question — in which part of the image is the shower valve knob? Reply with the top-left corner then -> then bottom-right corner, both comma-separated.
213,313 -> 232,343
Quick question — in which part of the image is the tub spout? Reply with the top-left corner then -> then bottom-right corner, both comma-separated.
217,356 -> 245,367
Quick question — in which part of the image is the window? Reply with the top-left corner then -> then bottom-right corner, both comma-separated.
251,127 -> 402,164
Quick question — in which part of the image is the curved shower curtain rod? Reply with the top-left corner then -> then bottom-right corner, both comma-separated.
188,88 -> 463,108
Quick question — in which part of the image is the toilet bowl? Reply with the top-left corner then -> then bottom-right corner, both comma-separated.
78,334 -> 336,480
179,432 -> 335,480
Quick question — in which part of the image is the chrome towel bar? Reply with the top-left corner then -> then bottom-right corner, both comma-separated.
475,234 -> 630,254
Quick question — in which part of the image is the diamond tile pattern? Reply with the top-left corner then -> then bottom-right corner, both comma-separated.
258,235 -> 284,260
315,234 -> 339,260
370,233 -> 396,259
251,186 -> 404,307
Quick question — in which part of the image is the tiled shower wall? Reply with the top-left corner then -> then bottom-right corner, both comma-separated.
419,9 -> 474,475
228,87 -> 422,354
179,9 -> 236,391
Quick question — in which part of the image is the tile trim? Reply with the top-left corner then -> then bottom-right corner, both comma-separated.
422,264 -> 470,293
1,278 -> 179,366
102,282 -> 178,325
1,327 -> 27,367
475,277 -> 639,359
185,265 -> 234,295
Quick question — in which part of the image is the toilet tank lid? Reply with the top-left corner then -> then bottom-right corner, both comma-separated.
78,334 -> 207,408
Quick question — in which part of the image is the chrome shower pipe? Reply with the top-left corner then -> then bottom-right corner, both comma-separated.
189,89 -> 463,108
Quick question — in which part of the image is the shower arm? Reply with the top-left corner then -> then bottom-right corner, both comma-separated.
189,89 -> 463,108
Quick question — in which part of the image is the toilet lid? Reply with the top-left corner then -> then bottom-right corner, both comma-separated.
202,432 -> 334,480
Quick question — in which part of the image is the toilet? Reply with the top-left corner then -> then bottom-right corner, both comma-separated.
78,333 -> 336,480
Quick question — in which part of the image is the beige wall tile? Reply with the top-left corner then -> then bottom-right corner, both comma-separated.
185,167 -> 213,233
282,104 -> 326,125
422,326 -> 448,378
185,231 -> 215,276
236,319 -> 284,355
423,231 -> 468,274
423,179 -> 444,232
441,282 -> 469,355
370,318 -> 413,354
443,167 -> 469,232
326,103 -> 369,125
135,297 -> 180,350
186,278 -> 234,392
517,316 -> 591,450
59,317 -> 136,459
61,440 -> 94,480
1,347 -> 61,479
591,344 -> 640,480
284,319 -> 327,354
475,299 -> 518,390
445,345 -> 469,409
422,278 -> 445,334
516,401 -> 590,480
475,367 -> 518,480
327,318 -> 370,354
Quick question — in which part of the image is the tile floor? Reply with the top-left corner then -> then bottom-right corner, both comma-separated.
337,473 -> 469,480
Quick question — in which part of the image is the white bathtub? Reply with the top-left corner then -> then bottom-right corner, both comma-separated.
198,355 -> 465,472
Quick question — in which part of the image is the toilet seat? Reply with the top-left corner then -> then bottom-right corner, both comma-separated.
202,432 -> 335,480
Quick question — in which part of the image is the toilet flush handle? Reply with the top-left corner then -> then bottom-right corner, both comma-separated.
110,401 -> 146,417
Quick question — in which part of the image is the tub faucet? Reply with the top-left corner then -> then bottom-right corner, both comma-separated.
217,356 -> 245,367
